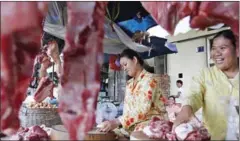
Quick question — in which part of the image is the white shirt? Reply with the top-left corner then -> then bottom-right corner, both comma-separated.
176,87 -> 184,103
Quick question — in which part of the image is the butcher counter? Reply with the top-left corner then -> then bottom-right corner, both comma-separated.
50,125 -> 130,141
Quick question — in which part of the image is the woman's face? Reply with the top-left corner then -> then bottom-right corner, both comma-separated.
168,97 -> 175,105
211,36 -> 239,71
120,56 -> 138,77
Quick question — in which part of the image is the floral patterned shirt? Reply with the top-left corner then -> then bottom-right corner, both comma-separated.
118,69 -> 168,133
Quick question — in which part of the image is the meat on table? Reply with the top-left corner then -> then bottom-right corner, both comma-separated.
0,1 -> 238,140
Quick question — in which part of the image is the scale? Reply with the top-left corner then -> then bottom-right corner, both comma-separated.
96,102 -> 118,124
235,106 -> 239,115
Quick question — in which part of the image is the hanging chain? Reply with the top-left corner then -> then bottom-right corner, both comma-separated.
106,2 -> 120,31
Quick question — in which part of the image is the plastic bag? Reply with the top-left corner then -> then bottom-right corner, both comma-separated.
43,2 -> 67,40
225,96 -> 239,140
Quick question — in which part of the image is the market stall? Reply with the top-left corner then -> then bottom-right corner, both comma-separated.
1,1 -> 239,141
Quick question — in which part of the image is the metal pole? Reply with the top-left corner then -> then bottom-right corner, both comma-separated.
113,71 -> 116,101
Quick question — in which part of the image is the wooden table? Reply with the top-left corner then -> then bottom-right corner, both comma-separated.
130,131 -> 155,140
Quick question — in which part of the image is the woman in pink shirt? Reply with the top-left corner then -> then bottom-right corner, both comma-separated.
166,96 -> 181,122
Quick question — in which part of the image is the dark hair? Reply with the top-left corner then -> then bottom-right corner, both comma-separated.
120,49 -> 144,66
211,29 -> 236,49
42,32 -> 65,53
176,80 -> 183,85
168,96 -> 175,101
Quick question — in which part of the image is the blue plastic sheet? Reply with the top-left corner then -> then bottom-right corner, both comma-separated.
117,15 -> 157,37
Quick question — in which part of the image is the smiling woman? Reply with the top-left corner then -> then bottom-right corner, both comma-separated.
173,29 -> 239,140
210,30 -> 239,77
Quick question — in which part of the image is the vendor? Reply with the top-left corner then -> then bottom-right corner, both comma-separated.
173,30 -> 239,140
27,32 -> 64,104
98,49 -> 168,134
166,96 -> 181,122
38,32 -> 64,103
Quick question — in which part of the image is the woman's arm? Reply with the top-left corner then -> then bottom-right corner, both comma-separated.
54,58 -> 62,77
98,118 -> 121,132
39,54 -> 52,78
173,70 -> 205,130
47,41 -> 62,77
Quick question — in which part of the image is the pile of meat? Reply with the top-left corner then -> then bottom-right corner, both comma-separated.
4,125 -> 50,141
143,117 -> 210,140
143,117 -> 176,140
175,123 -> 210,141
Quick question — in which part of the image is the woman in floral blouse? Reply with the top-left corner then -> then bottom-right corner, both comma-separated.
99,49 -> 168,134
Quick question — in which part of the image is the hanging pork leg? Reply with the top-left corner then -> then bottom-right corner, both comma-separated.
58,2 -> 107,140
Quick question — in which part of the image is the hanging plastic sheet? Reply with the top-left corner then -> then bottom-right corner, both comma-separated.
103,18 -> 127,54
43,2 -> 67,40
42,2 -> 178,58
112,22 -> 178,59
117,15 -> 157,37
112,22 -> 150,53
139,36 -> 178,59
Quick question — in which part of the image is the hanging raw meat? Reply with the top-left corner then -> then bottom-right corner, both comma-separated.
141,1 -> 239,39
1,2 -> 48,135
190,2 -> 239,35
58,2 -> 107,140
190,2 -> 239,47
141,2 -> 199,35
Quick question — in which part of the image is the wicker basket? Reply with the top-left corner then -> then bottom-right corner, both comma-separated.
19,104 -> 62,128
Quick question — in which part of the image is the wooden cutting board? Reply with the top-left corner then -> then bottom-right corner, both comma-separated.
85,127 -> 117,140
50,125 -> 117,140
130,131 -> 155,140
50,125 -> 69,140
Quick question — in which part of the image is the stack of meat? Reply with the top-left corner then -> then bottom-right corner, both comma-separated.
3,125 -> 50,141
143,117 -> 211,140
175,121 -> 210,140
143,117 -> 177,140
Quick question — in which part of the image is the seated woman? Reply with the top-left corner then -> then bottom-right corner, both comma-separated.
166,96 -> 181,122
98,49 -> 168,135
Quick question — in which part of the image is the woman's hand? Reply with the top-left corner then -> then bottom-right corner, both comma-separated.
41,55 -> 52,70
37,53 -> 51,78
172,105 -> 194,132
98,119 -> 121,132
